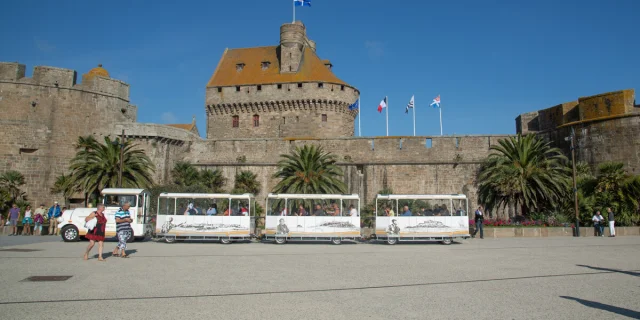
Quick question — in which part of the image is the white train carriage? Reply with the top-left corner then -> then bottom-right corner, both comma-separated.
156,193 -> 255,244
375,194 -> 471,245
264,193 -> 361,245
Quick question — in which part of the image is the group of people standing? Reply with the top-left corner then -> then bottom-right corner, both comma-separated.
83,202 -> 133,261
591,208 -> 616,237
4,201 -> 64,236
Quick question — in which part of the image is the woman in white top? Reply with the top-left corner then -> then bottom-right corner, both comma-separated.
348,204 -> 358,217
21,205 -> 33,235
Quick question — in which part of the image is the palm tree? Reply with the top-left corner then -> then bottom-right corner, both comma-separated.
68,136 -> 155,199
51,174 -> 78,205
0,170 -> 27,203
171,162 -> 200,186
477,134 -> 571,216
233,170 -> 261,195
272,145 -> 347,194
587,162 -> 640,226
200,169 -> 226,193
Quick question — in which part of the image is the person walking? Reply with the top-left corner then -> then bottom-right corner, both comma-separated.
21,205 -> 32,235
84,204 -> 107,261
471,205 -> 484,239
112,202 -> 133,258
6,204 -> 20,236
607,207 -> 616,237
592,211 -> 604,237
47,201 -> 62,236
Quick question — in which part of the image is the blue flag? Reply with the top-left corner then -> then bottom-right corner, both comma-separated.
349,99 -> 359,111
294,0 -> 311,7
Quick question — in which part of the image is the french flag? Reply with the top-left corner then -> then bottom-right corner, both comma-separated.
377,97 -> 387,113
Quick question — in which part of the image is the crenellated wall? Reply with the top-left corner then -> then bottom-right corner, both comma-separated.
0,62 -> 136,205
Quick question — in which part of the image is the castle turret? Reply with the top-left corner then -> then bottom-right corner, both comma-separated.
279,21 -> 306,73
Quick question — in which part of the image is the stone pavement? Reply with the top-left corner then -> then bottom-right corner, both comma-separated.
0,237 -> 639,320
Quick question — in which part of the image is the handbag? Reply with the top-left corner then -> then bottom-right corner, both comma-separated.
85,213 -> 98,231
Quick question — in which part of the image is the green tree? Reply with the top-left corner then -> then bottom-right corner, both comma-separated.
0,170 -> 27,203
581,162 -> 640,226
50,174 -> 78,205
68,136 -> 155,199
232,170 -> 261,195
477,134 -> 571,216
272,145 -> 347,195
200,169 -> 226,193
171,161 -> 200,186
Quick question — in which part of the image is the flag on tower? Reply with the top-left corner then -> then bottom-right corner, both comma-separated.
294,0 -> 311,7
348,99 -> 359,110
430,95 -> 441,108
377,97 -> 388,113
405,95 -> 415,114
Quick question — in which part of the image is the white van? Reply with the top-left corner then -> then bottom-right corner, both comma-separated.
57,188 -> 153,242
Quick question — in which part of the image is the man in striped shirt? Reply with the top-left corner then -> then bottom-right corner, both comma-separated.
112,202 -> 133,258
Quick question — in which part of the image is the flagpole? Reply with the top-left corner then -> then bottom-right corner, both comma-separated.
358,97 -> 361,137
386,96 -> 389,136
293,0 -> 295,23
439,103 -> 443,136
413,96 -> 416,136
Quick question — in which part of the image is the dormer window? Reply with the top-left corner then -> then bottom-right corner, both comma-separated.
236,63 -> 245,72
261,61 -> 271,70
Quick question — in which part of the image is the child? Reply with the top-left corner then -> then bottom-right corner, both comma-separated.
33,209 -> 45,236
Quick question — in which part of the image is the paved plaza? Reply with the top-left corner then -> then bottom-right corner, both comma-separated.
0,236 -> 639,320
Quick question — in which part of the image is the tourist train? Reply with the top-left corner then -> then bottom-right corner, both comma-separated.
56,188 -> 470,245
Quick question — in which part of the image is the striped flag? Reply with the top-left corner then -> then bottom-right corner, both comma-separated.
405,95 -> 414,114
377,97 -> 387,113
430,95 -> 441,108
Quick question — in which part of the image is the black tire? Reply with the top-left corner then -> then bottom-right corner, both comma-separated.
441,238 -> 453,245
220,238 -> 231,244
134,236 -> 146,242
164,237 -> 176,243
61,225 -> 79,242
331,238 -> 342,245
275,237 -> 286,244
387,238 -> 397,245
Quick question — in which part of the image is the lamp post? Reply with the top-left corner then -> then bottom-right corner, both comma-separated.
565,127 -> 579,237
113,130 -> 125,188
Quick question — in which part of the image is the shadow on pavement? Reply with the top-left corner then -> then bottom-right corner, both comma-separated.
560,296 -> 640,318
576,264 -> 640,278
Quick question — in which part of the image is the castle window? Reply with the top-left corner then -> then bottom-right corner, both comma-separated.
426,138 -> 432,148
277,84 -> 282,89
232,115 -> 239,128
257,85 -> 262,91
455,137 -> 461,149
217,87 -> 222,93
236,63 -> 245,72
236,86 -> 241,92
322,114 -> 327,122
282,117 -> 286,124
318,83 -> 324,88
253,115 -> 259,127
340,85 -> 345,91
261,61 -> 271,70
298,83 -> 303,88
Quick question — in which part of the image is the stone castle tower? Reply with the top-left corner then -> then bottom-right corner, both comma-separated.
205,21 -> 360,139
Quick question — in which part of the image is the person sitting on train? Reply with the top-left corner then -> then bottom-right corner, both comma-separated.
206,204 -> 217,216
184,203 -> 196,215
240,205 -> 248,216
440,205 -> 450,216
193,204 -> 202,215
312,204 -> 325,216
280,207 -> 288,216
332,203 -> 341,216
348,204 -> 358,217
458,207 -> 466,216
385,206 -> 395,217
401,205 -> 412,216
296,205 -> 307,216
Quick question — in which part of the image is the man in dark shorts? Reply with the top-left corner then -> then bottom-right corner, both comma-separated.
7,204 -> 20,236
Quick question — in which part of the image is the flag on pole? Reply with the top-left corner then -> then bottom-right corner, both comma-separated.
430,95 -> 441,108
377,97 -> 387,113
348,99 -> 359,111
294,0 -> 311,7
405,95 -> 414,114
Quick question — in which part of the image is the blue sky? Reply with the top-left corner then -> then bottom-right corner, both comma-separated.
2,0 -> 638,137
